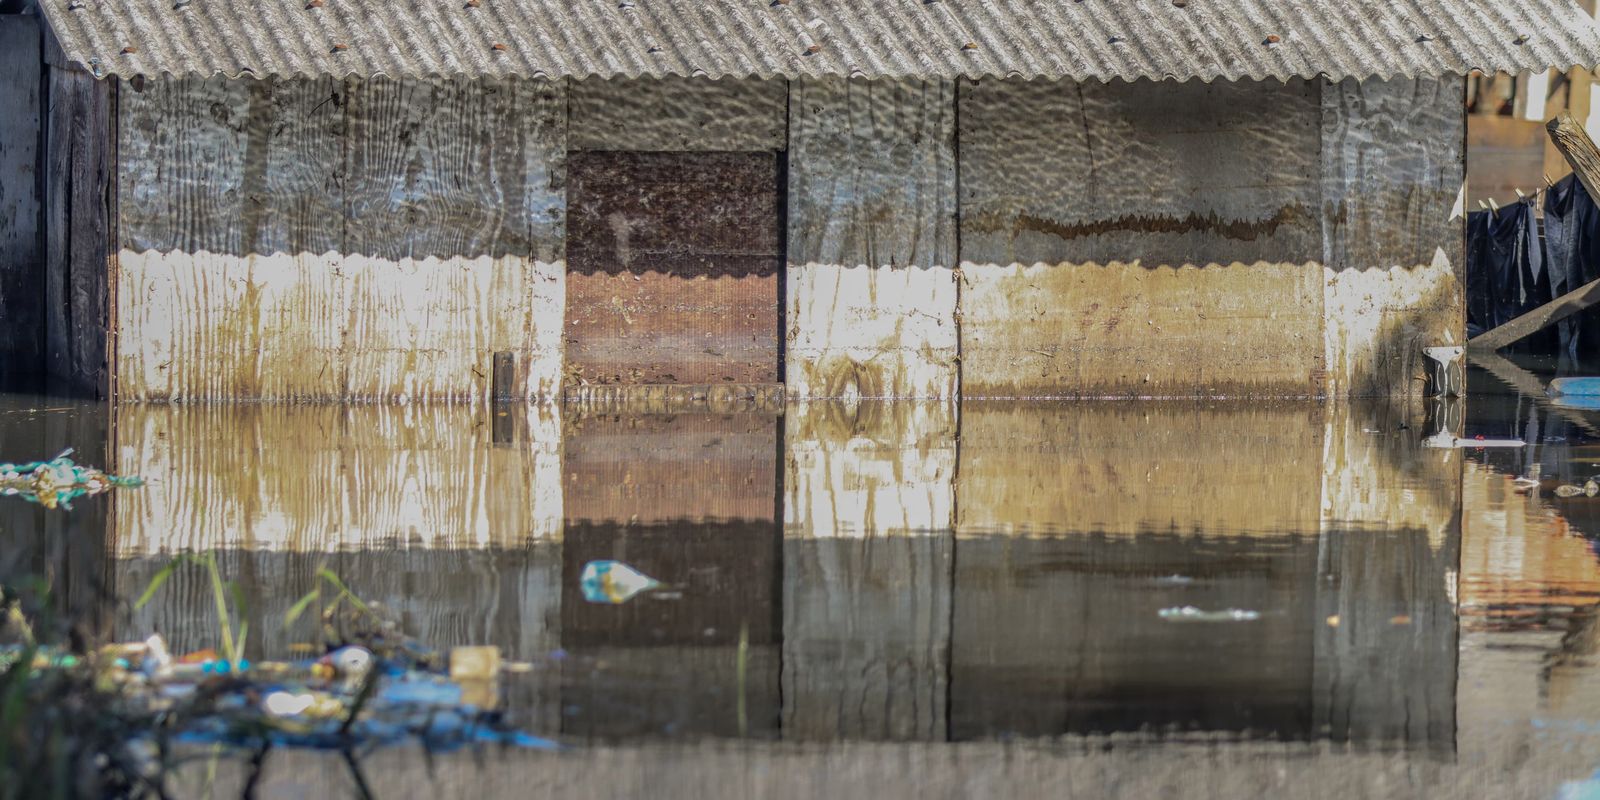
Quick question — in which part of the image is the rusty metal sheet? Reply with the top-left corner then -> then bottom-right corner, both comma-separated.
566,151 -> 782,386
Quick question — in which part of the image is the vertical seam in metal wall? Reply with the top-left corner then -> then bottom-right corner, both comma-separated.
779,78 -> 792,391
945,77 -> 962,743
106,76 -> 120,406
338,75 -> 354,400
32,20 -> 49,386
952,77 -> 963,404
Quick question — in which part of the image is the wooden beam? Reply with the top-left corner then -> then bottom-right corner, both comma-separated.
1467,274 -> 1600,351
1548,114 -> 1600,201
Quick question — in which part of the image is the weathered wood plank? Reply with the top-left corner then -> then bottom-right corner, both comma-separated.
1321,78 -> 1467,398
786,79 -> 958,400
956,79 -> 1326,398
565,150 -> 781,386
568,77 -> 786,152
0,16 -> 42,389
45,66 -> 114,399
1547,114 -> 1600,203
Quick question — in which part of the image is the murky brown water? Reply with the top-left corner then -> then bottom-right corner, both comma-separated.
8,359 -> 1600,797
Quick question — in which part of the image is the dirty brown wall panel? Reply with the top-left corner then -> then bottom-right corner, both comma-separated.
786,78 -> 958,400
118,76 -> 345,400
0,16 -> 42,390
568,76 -> 786,152
957,79 -> 1326,398
45,66 -> 114,399
342,76 -> 567,401
565,151 -> 782,385
1321,77 -> 1467,398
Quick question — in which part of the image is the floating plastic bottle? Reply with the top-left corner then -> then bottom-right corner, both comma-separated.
580,560 -> 661,604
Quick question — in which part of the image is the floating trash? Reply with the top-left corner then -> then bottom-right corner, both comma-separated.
0,448 -> 144,510
1158,606 -> 1262,622
1,636 -> 559,752
580,560 -> 661,604
1152,575 -> 1195,586
1556,484 -> 1588,498
1422,433 -> 1525,449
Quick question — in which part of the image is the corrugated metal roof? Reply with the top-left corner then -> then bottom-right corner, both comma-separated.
38,0 -> 1600,83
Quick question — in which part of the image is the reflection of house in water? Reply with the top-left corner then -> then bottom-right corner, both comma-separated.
106,400 -> 1462,747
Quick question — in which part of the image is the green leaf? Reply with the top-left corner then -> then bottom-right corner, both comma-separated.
133,555 -> 191,610
318,569 -> 370,615
283,588 -> 321,628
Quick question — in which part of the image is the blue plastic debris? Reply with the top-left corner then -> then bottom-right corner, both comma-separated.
580,560 -> 662,604
1550,377 -> 1600,397
0,448 -> 144,510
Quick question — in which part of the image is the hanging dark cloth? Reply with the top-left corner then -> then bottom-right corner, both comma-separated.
1542,175 -> 1600,356
1466,199 -> 1551,347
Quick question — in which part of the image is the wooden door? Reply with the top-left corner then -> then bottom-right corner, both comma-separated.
565,151 -> 783,386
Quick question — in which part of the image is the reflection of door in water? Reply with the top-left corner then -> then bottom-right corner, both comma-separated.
566,151 -> 783,386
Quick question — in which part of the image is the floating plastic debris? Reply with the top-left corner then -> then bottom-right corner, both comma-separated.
1,635 -> 558,752
1158,606 -> 1262,622
0,448 -> 144,510
1422,433 -> 1525,449
1549,377 -> 1600,396
580,560 -> 662,604
1556,484 -> 1588,498
1152,574 -> 1195,586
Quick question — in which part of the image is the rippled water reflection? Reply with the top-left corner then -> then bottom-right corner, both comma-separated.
7,360 -> 1600,796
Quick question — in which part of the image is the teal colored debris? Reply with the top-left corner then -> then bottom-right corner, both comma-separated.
0,448 -> 144,510
580,560 -> 661,604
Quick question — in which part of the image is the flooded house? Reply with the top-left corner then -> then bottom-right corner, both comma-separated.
3,1 -> 1600,404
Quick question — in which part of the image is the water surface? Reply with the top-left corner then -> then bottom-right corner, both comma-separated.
4,365 -> 1600,796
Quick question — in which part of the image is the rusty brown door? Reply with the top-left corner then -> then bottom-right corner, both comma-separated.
565,151 -> 783,386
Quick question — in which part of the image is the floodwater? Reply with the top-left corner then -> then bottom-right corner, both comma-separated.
8,360 -> 1600,797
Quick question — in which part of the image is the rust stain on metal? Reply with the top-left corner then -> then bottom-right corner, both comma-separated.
565,150 -> 783,386
965,203 -> 1318,246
